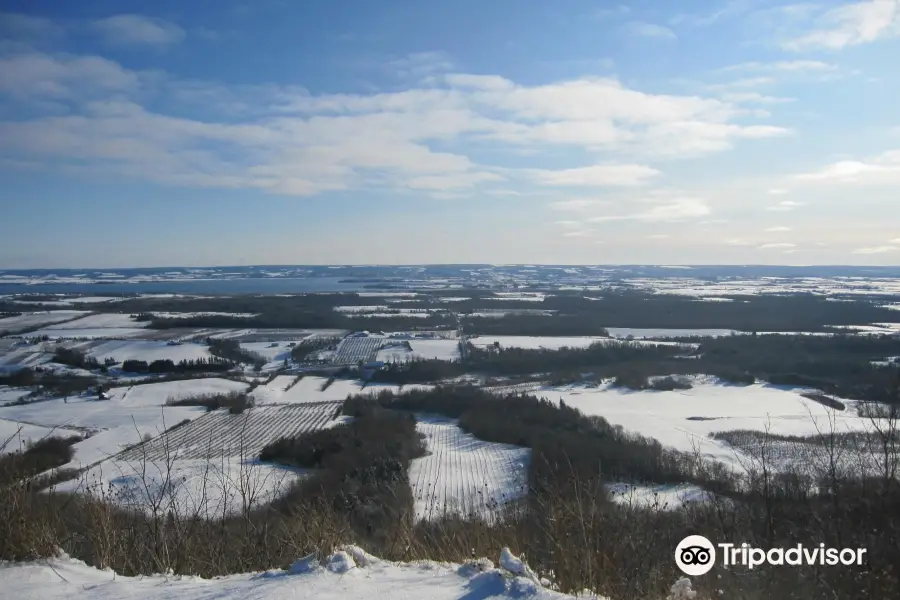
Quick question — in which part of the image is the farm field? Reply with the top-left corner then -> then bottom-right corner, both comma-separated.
250,376 -> 433,405
58,457 -> 304,517
0,418 -> 78,454
116,402 -> 342,461
375,339 -> 461,363
538,377 -> 875,471
0,378 -> 247,467
0,311 -> 90,333
333,335 -> 384,365
467,335 -> 685,350
605,328 -> 737,339
86,340 -> 213,365
36,313 -> 148,330
409,417 -> 530,522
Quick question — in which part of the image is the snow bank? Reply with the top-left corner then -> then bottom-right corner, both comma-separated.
0,547 -> 595,600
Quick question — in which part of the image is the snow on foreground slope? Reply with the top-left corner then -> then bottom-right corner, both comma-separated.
0,547 -> 609,600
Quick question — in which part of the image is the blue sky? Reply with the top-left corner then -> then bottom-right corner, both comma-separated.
1,0 -> 899,267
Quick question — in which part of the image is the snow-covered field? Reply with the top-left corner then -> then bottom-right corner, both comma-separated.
606,328 -> 736,339
376,339 -> 461,363
58,457 -> 305,518
0,385 -> 31,404
467,335 -> 684,350
151,311 -> 258,319
0,311 -> 89,333
537,378 -> 874,470
606,483 -> 711,510
25,327 -> 149,339
0,378 -> 247,467
0,546 -> 581,600
333,335 -> 384,364
0,418 -> 79,454
21,313 -> 150,339
116,402 -> 342,461
251,376 -> 433,405
37,313 -> 148,330
240,341 -> 299,361
86,340 -> 213,364
410,417 -> 530,522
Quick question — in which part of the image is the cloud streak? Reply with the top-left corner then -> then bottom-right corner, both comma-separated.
783,0 -> 900,51
91,14 -> 186,48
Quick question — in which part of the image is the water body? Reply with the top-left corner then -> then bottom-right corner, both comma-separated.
0,277 -> 365,295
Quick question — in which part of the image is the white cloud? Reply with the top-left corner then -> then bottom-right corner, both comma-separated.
562,229 -> 596,237
783,0 -> 900,51
793,150 -> 900,184
720,92 -> 795,104
0,12 -> 63,41
765,226 -> 793,232
647,234 -> 671,239
891,238 -> 900,244
444,73 -> 514,91
766,200 -> 807,212
531,164 -> 660,187
595,6 -> 631,19
767,188 -> 789,195
624,22 -> 677,40
587,197 -> 711,223
717,60 -> 838,73
549,199 -> 609,211
0,46 -> 795,197
91,14 -> 185,48
852,245 -> 899,254
759,243 -> 797,249
390,51 -> 453,80
555,220 -> 582,228
0,53 -> 141,100
671,0 -> 756,27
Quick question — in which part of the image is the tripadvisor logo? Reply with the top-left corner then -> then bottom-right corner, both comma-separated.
675,535 -> 868,576
675,535 -> 716,576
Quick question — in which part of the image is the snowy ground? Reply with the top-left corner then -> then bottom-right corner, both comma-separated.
56,457 -> 305,518
0,547 -> 587,600
0,378 -> 247,467
376,339 -> 461,363
409,417 -> 530,522
86,340 -> 213,364
0,310 -> 89,333
0,418 -> 80,454
114,402 -> 342,462
36,313 -> 148,330
26,327 -> 148,339
606,483 -> 712,510
251,376 -> 433,405
467,335 -> 685,350
333,335 -> 384,364
536,377 -> 875,471
22,312 -> 150,339
0,385 -> 31,404
606,328 -> 736,339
